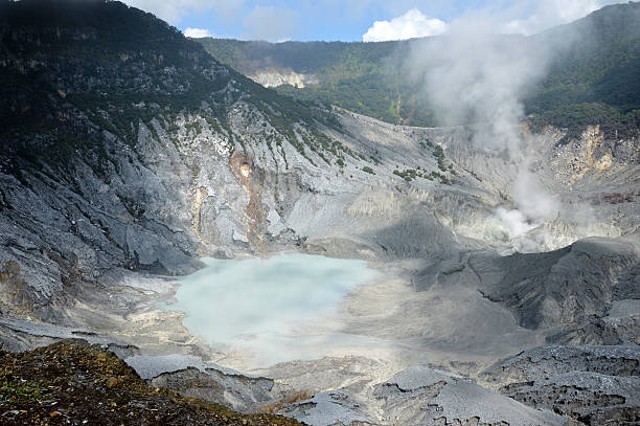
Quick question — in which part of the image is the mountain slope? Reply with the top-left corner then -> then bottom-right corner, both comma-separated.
0,0 -> 363,320
198,37 -> 434,126
528,1 -> 640,135
0,0 -> 344,158
199,2 -> 640,135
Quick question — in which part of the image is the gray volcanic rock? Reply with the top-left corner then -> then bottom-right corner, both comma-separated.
0,316 -> 137,357
473,237 -> 640,330
547,310 -> 640,346
366,211 -> 459,261
126,354 -> 276,412
482,345 -> 640,425
503,372 -> 640,425
483,345 -> 640,383
280,365 -> 568,426
374,366 -> 567,426
283,391 -> 373,426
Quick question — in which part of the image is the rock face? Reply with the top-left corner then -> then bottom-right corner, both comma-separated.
373,366 -> 567,426
280,365 -> 568,426
249,69 -> 319,89
483,345 -> 640,425
126,354 -> 277,412
473,237 -> 640,330
1,2 -> 639,426
506,373 -> 640,425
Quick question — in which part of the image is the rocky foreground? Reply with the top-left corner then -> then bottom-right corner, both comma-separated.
0,339 -> 302,426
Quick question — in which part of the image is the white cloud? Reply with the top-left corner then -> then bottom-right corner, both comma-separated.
362,9 -> 448,42
184,27 -> 213,38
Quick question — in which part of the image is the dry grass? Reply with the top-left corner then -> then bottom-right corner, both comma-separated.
0,339 -> 304,425
258,390 -> 313,414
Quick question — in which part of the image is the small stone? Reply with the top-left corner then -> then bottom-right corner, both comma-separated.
49,410 -> 62,418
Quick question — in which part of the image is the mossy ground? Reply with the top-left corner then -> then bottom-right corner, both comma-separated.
0,340 -> 303,425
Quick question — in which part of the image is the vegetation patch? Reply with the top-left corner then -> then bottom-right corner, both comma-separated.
0,340 -> 303,426
362,166 -> 375,175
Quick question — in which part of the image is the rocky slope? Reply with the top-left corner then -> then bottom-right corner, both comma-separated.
0,1 -> 639,425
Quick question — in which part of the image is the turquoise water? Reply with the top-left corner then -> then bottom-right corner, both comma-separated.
166,253 -> 381,367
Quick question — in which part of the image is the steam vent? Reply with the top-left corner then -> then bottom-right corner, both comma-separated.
1,1 -> 639,425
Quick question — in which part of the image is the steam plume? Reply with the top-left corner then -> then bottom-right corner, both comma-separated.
407,16 -> 562,242
413,18 -> 550,151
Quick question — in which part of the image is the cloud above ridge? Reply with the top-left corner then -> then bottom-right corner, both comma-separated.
120,0 -> 627,42
183,27 -> 213,38
362,9 -> 448,42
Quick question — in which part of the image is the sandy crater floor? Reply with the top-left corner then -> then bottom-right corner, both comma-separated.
130,255 -> 544,385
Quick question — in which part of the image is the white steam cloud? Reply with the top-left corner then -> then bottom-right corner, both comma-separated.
413,19 -> 550,151
495,208 -> 537,237
407,15 -> 564,244
496,169 -> 561,239
513,169 -> 560,222
363,9 -> 448,42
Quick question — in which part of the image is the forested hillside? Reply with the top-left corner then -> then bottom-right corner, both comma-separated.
198,38 -> 429,125
199,2 -> 640,136
528,2 -> 640,136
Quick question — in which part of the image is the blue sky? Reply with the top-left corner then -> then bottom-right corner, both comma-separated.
122,0 -> 627,42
